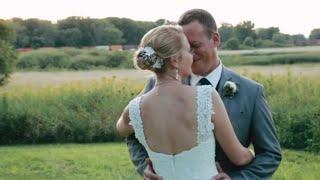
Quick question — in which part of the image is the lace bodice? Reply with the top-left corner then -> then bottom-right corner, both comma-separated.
128,86 -> 217,180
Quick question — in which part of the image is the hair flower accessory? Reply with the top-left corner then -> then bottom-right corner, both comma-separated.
138,46 -> 164,69
223,80 -> 238,98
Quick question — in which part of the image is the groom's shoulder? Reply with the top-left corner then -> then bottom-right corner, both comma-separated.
225,67 -> 263,89
143,75 -> 156,92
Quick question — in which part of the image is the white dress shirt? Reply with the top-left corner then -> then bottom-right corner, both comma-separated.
190,61 -> 222,88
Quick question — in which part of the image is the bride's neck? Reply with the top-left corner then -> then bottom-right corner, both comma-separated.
155,71 -> 181,85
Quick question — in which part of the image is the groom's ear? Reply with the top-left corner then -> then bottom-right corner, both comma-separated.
212,32 -> 221,48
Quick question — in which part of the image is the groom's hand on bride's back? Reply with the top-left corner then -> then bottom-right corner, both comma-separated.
143,158 -> 163,180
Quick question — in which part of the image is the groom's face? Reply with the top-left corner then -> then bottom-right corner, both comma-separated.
182,21 -> 219,76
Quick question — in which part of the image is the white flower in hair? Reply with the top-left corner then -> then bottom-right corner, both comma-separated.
144,47 -> 155,56
139,46 -> 164,69
152,59 -> 164,69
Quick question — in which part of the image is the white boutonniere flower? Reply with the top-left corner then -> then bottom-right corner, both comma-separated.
223,80 -> 238,98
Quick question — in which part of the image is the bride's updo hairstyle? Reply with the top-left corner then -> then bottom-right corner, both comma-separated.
134,25 -> 185,73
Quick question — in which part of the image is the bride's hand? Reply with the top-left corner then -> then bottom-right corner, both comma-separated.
143,158 -> 163,180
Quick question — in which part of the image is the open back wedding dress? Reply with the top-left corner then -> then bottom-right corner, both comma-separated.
128,86 -> 218,180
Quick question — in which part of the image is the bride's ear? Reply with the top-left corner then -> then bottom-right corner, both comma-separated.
168,56 -> 179,69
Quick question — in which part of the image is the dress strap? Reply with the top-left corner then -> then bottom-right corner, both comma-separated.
196,85 -> 215,143
128,97 -> 148,147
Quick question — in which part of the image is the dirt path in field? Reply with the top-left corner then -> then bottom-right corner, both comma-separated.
7,69 -> 152,88
7,64 -> 320,88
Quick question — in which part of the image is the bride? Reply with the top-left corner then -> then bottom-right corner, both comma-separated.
116,25 -> 253,179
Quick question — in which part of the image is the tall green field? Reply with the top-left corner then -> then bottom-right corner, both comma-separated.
1,72 -> 319,152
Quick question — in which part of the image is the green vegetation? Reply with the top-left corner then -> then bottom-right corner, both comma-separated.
0,143 -> 318,179
2,17 -> 319,49
0,20 -> 17,85
16,48 -> 134,70
14,47 -> 320,71
1,72 -> 319,152
221,52 -> 320,66
0,78 -> 142,144
0,143 -> 138,179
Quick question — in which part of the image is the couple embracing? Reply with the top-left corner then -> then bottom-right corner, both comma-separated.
117,9 -> 281,180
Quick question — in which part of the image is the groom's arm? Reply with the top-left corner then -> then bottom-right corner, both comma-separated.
126,134 -> 148,176
126,76 -> 156,176
229,85 -> 282,179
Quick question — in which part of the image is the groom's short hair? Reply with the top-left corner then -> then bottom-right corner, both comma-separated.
178,9 -> 217,38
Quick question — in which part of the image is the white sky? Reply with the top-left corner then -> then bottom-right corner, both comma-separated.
1,0 -> 319,37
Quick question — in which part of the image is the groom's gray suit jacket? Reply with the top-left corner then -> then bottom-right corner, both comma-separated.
126,66 -> 281,179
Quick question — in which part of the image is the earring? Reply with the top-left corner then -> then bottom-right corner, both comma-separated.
175,68 -> 179,80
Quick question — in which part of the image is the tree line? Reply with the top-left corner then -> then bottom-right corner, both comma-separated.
3,17 -> 164,49
219,21 -> 320,49
1,17 -> 320,50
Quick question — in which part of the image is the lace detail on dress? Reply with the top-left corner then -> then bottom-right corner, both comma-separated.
196,85 -> 215,143
128,97 -> 148,148
128,87 -> 218,179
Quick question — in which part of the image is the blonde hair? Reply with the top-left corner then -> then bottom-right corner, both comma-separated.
134,25 -> 185,73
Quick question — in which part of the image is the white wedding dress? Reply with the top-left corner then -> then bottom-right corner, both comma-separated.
128,86 -> 218,180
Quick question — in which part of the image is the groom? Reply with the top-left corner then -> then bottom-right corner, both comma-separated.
127,9 -> 281,179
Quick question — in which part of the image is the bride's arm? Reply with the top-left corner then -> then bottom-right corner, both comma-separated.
212,90 -> 254,166
116,105 -> 134,137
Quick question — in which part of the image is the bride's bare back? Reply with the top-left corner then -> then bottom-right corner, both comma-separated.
140,84 -> 197,155
117,82 -> 253,166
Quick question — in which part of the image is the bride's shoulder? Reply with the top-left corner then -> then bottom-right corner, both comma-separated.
128,96 -> 142,106
180,84 -> 197,94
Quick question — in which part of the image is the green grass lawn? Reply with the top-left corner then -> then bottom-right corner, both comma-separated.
0,143 -> 319,180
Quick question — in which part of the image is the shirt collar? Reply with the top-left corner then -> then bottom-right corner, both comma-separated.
190,61 -> 223,88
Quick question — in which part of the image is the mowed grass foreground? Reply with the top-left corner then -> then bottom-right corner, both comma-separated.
0,143 -> 319,180
0,143 -> 138,179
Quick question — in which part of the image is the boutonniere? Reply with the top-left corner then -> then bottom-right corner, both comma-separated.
223,80 -> 239,98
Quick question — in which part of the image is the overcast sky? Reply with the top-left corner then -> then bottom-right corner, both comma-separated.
1,0 -> 319,37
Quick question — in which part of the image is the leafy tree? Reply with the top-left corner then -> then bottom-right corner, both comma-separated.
155,19 -> 174,26
291,34 -> 307,46
234,21 -> 256,43
55,28 -> 82,47
78,18 -> 96,46
9,18 -> 57,48
309,28 -> 320,40
107,17 -> 156,44
57,16 -> 81,29
103,27 -> 124,45
218,23 -> 234,43
94,20 -> 124,45
0,20 -> 17,85
272,33 -> 290,45
243,37 -> 255,47
256,27 -> 280,40
22,18 -> 56,48
9,18 -> 29,48
225,38 -> 240,50
57,17 -> 95,47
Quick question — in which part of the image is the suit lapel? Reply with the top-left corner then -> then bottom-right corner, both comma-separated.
217,66 -> 239,114
217,66 -> 231,98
